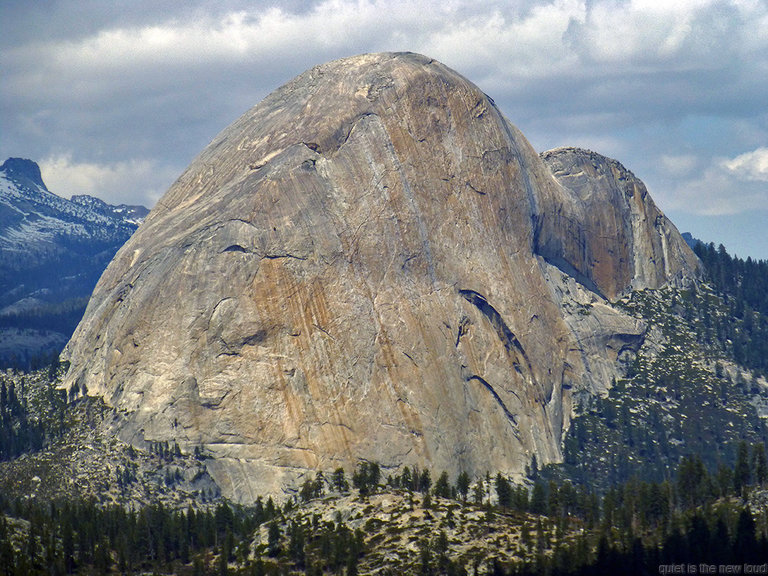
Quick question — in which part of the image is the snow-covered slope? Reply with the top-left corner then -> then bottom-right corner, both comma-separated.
0,157 -> 148,367
0,158 -> 148,262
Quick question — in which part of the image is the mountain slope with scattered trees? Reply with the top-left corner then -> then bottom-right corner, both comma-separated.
692,241 -> 768,376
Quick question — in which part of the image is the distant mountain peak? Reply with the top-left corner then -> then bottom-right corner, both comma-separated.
0,157 -> 150,367
70,194 -> 150,225
0,157 -> 48,191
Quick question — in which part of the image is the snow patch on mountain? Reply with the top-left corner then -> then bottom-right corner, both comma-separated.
0,157 -> 150,368
1,158 -> 148,254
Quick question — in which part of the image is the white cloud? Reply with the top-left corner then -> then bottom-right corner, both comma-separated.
665,150 -> 768,216
15,2 -> 424,79
3,0 -> 766,126
722,147 -> 768,182
39,155 -> 178,207
422,1 -> 584,83
13,0 -> 763,99
3,0 -> 768,242
564,0 -> 748,68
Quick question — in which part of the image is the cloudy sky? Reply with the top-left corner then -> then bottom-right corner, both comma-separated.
2,0 -> 768,258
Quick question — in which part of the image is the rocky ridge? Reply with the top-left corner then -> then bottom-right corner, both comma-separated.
0,158 -> 147,262
539,147 -> 699,300
0,158 -> 149,367
61,52 -> 700,502
0,366 -> 221,508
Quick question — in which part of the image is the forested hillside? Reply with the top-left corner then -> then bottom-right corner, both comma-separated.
693,242 -> 768,376
0,433 -> 766,574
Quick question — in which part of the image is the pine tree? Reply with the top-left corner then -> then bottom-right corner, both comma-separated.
418,537 -> 433,576
716,463 -> 734,497
733,508 -> 758,563
400,466 -> 413,491
495,474 -> 512,510
433,471 -> 451,499
527,455 -> 539,480
472,480 -> 485,505
434,530 -> 449,573
456,471 -> 471,501
288,520 -> 306,568
300,477 -> 316,502
267,522 -> 281,557
418,469 -> 432,493
529,481 -> 547,515
332,467 -> 348,493
752,443 -> 767,486
734,440 -> 752,496
677,454 -> 708,508
520,521 -> 532,550
352,462 -> 380,495
369,462 -> 381,492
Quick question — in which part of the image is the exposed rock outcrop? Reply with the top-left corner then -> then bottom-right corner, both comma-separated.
62,53 -> 698,501
539,147 -> 699,300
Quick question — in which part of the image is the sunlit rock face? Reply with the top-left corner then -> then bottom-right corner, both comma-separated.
539,147 -> 699,301
62,53 -> 699,502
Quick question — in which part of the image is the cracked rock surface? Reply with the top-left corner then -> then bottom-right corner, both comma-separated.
539,147 -> 699,301
62,52 -> 699,502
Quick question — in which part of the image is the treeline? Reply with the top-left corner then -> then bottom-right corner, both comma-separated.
0,347 -> 63,372
0,496 -> 278,575
1,443 -> 767,575
694,242 -> 768,317
0,490 -> 364,575
693,242 -> 768,376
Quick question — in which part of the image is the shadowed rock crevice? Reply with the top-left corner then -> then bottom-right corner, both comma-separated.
467,375 -> 519,428
458,289 -> 535,381
263,253 -> 307,261
535,248 -> 607,300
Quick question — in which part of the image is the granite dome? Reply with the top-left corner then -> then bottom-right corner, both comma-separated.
62,52 -> 699,501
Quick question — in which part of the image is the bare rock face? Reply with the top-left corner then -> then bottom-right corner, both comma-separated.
538,147 -> 700,300
62,53 -> 698,501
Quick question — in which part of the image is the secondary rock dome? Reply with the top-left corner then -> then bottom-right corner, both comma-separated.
62,52 -> 699,501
